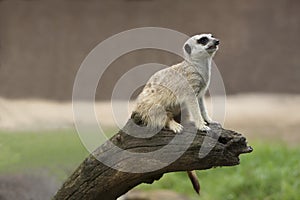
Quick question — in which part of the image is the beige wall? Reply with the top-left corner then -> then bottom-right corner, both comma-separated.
0,0 -> 299,100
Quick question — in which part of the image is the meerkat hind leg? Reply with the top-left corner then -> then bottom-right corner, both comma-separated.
167,119 -> 183,133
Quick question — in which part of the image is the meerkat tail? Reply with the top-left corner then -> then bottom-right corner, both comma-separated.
187,170 -> 200,195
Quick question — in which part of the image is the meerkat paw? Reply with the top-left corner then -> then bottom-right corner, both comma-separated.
196,123 -> 211,132
168,120 -> 183,133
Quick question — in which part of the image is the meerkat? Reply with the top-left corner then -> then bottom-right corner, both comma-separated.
131,33 -> 220,194
132,33 -> 219,133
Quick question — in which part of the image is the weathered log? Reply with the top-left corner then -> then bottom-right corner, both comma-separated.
53,120 -> 252,200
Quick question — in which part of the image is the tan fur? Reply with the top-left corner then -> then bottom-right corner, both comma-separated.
133,34 -> 219,133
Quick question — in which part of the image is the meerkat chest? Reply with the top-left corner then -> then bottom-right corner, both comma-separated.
184,67 -> 210,97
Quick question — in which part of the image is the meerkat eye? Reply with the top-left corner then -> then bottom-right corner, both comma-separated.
197,37 -> 209,45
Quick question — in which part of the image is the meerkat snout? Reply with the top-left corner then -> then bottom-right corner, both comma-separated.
206,38 -> 220,52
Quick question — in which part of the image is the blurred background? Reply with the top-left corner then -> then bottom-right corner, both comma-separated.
0,0 -> 299,200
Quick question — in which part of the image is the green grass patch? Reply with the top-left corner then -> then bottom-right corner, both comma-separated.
0,129 -> 88,180
0,130 -> 299,199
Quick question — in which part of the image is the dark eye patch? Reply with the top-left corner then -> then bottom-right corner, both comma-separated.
197,37 -> 209,45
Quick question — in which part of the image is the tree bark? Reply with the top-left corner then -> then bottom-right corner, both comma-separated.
53,120 -> 252,200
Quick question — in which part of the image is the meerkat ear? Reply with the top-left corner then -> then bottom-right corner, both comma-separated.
184,44 -> 191,54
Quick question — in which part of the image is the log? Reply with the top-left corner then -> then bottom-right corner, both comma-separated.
53,120 -> 252,200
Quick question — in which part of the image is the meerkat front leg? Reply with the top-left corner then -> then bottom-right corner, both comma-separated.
198,97 -> 219,125
185,97 -> 210,132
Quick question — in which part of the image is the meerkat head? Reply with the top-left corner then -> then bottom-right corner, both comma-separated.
183,33 -> 219,61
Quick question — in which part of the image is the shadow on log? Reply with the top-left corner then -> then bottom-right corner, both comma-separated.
53,120 -> 252,200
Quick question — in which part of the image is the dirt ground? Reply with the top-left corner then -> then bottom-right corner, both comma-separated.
0,93 -> 299,144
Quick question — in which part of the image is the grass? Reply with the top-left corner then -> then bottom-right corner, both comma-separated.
0,130 -> 299,199
0,129 -> 88,180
